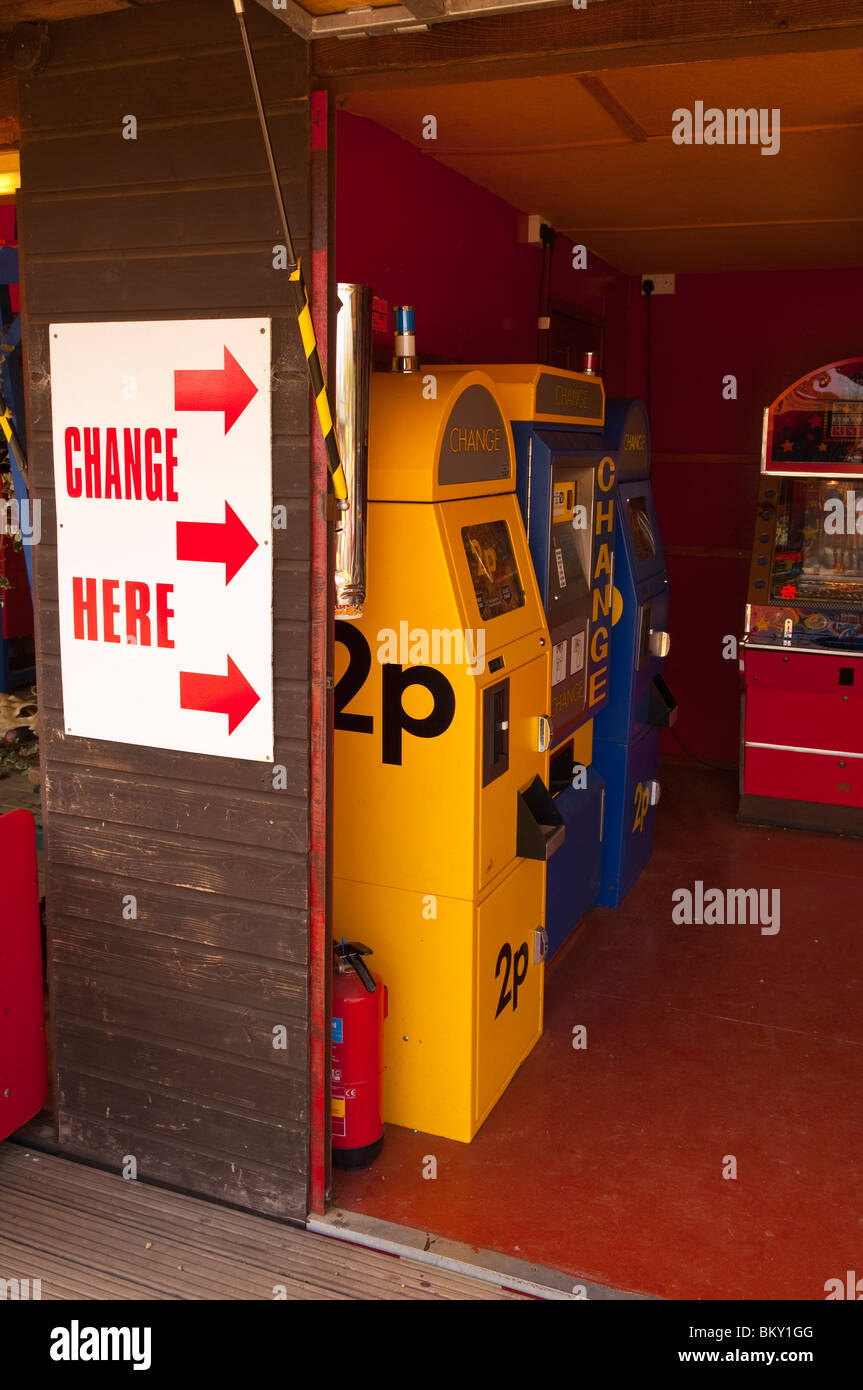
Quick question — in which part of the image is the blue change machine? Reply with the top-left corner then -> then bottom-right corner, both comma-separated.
592,399 -> 676,906
495,366 -> 614,957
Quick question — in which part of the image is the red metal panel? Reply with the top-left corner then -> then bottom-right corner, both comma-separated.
0,810 -> 48,1139
745,688 -> 863,755
743,745 -> 863,807
0,539 -> 34,640
745,647 -> 863,695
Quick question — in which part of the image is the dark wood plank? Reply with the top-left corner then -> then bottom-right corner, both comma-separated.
44,767 -> 309,853
49,873 -> 309,966
58,1070 -> 308,1166
55,1019 -> 307,1120
23,486 -> 54,541
21,111 -> 308,196
44,0 -> 294,69
46,818 -> 310,908
273,505 -> 311,564
40,714 -> 309,791
56,1114 -> 307,1219
50,919 -> 309,1015
22,39 -> 305,133
22,244 -> 311,316
22,180 -> 309,255
53,968 -> 308,1066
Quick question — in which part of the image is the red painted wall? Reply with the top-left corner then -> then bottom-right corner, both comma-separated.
335,113 -> 863,766
635,269 -> 863,765
335,112 -> 630,388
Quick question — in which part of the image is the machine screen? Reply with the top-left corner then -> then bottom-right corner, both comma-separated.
548,467 -> 593,613
461,520 -> 526,620
770,478 -> 863,607
627,495 -> 657,563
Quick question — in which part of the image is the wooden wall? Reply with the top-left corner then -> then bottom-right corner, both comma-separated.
19,0 -> 318,1219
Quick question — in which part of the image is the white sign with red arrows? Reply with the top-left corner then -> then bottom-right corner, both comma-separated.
49,318 -> 274,761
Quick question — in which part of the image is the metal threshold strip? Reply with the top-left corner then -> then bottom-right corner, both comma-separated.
308,1207 -> 656,1300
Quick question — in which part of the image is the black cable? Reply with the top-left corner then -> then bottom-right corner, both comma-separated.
643,277 -> 654,418
536,240 -> 548,363
667,725 -> 734,773
544,227 -> 555,335
539,223 -> 557,365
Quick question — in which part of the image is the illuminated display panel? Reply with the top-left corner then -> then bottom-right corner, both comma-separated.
547,467 -> 593,616
764,357 -> 863,478
771,479 -> 863,611
461,520 -> 525,620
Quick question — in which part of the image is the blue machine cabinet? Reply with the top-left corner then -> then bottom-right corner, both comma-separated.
592,399 -> 676,907
510,392 -> 613,957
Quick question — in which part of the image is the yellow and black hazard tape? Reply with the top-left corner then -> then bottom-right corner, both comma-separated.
290,261 -> 348,507
0,394 -> 28,486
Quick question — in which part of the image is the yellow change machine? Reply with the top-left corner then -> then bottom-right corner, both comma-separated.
333,368 -> 562,1143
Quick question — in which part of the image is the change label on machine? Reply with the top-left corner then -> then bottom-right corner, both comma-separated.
49,318 -> 274,761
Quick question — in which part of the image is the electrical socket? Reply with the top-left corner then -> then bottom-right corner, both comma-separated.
519,213 -> 553,248
642,274 -> 676,295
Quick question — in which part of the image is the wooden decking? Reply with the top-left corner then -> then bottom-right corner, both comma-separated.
0,1147 -> 524,1300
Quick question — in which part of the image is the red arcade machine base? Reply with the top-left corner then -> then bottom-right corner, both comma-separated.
0,809 -> 48,1139
740,357 -> 863,835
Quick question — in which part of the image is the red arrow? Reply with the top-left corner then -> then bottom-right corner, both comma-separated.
180,656 -> 260,734
176,501 -> 258,584
174,346 -> 258,433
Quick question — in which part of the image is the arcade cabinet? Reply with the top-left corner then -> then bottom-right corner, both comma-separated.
0,214 -> 35,692
501,365 -> 614,956
740,356 -> 863,834
333,368 -> 561,1143
592,398 -> 676,906
0,539 -> 34,692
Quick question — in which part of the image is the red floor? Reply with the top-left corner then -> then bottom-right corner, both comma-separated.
334,761 -> 863,1299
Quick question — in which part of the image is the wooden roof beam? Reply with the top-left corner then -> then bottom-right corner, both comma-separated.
311,0 -> 863,90
255,0 -> 582,43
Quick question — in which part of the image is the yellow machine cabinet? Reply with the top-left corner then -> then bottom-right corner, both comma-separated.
333,369 -> 559,1142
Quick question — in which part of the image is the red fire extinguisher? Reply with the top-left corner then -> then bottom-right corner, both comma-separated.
331,939 -> 387,1169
